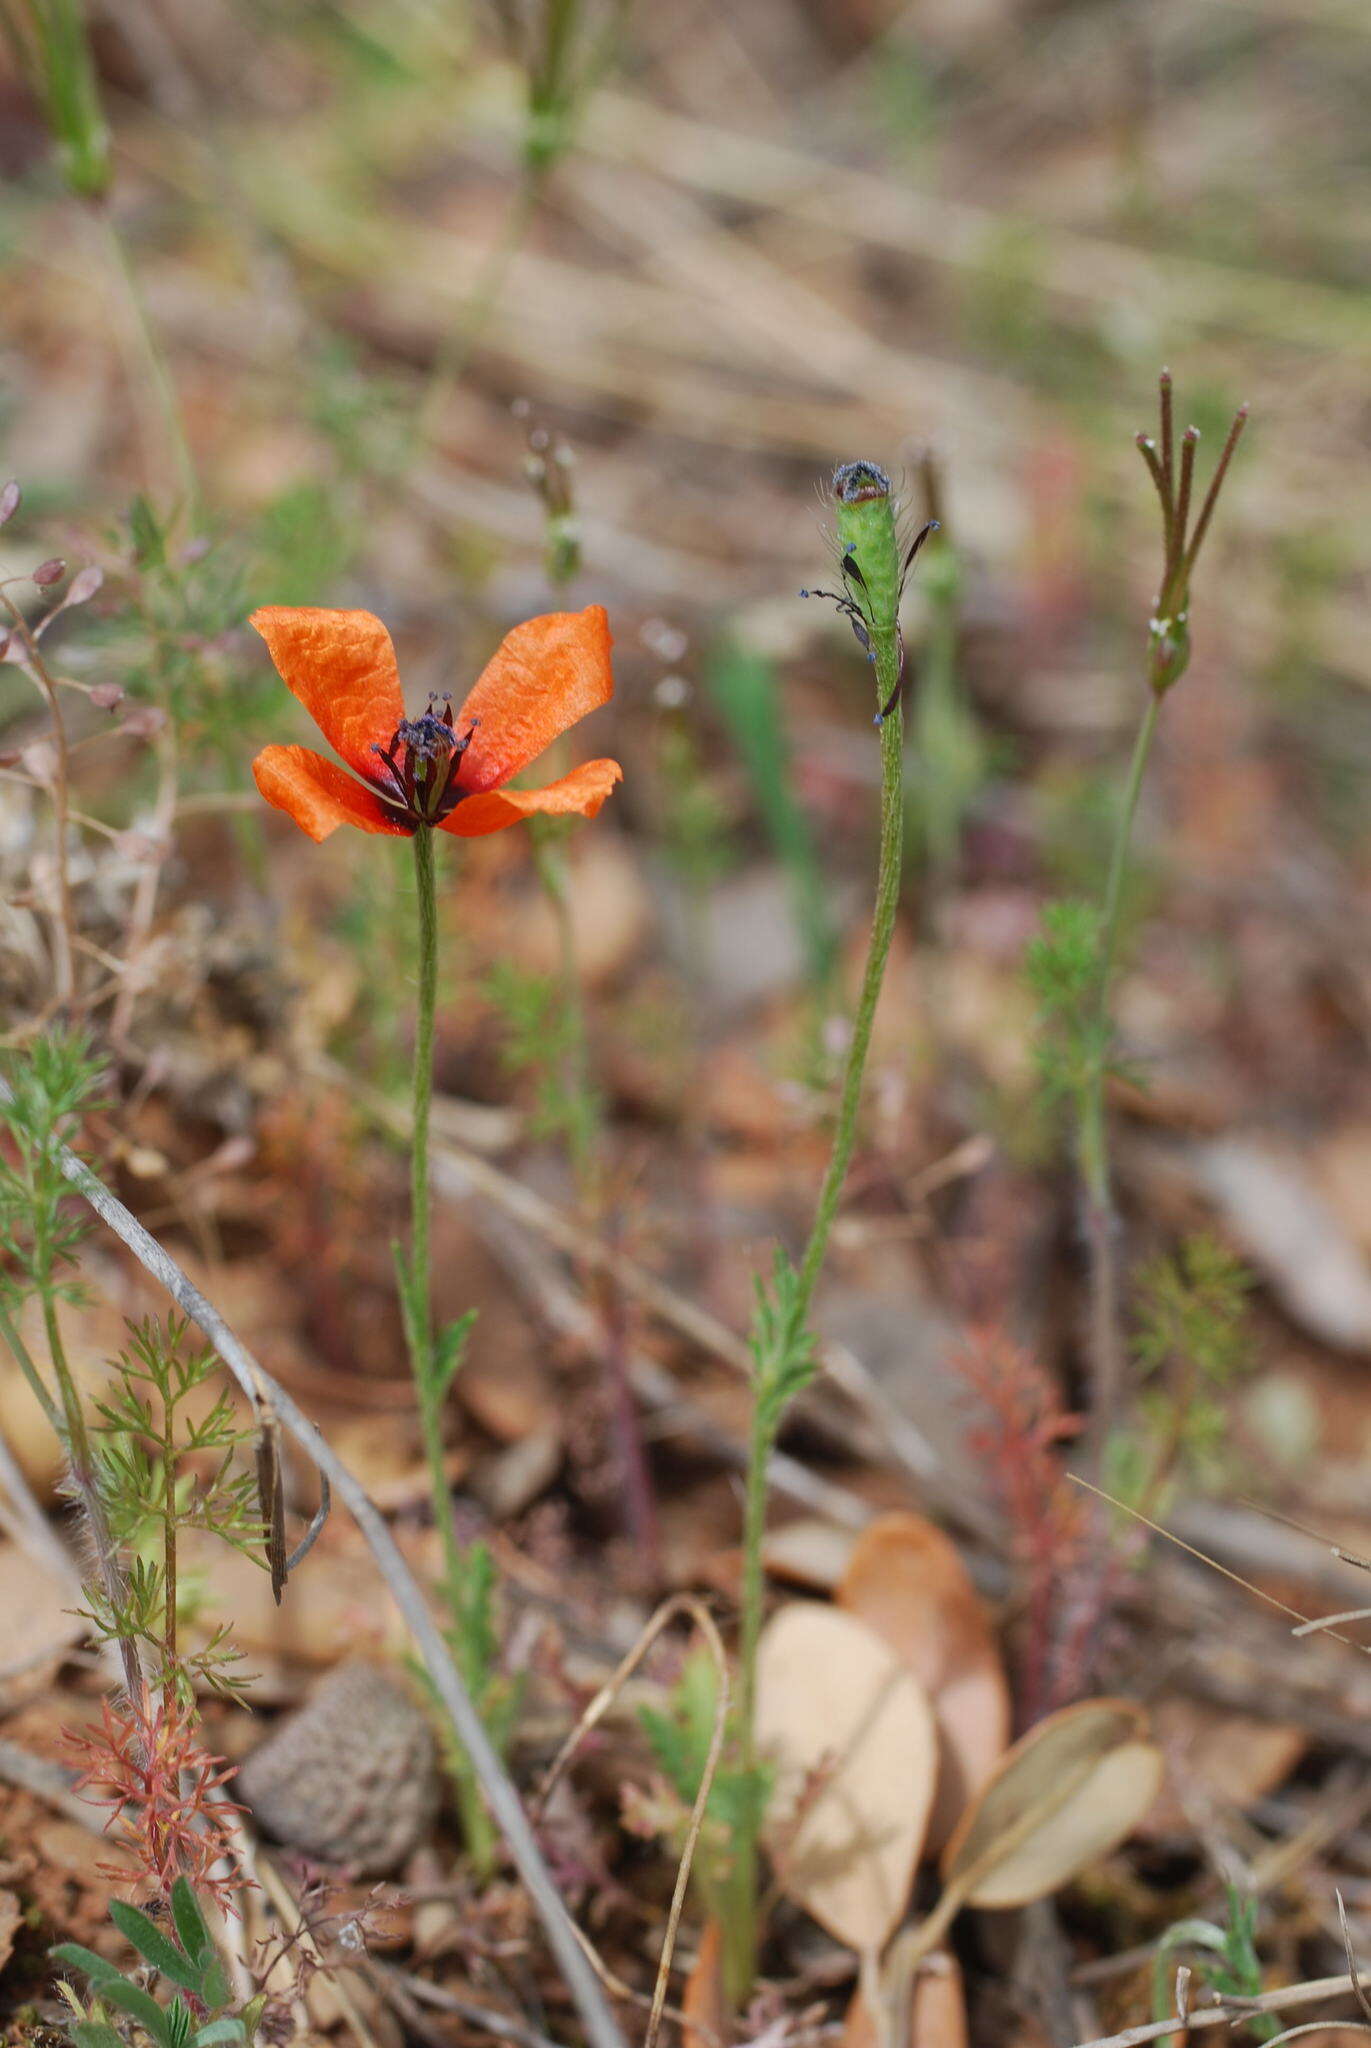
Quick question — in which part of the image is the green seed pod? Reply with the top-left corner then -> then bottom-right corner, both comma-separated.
832,461 -> 901,641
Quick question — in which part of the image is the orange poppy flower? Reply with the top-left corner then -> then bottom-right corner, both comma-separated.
250,604 -> 622,842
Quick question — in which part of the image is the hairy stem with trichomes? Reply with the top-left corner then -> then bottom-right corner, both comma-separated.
727,466 -> 929,2003
402,825 -> 497,1875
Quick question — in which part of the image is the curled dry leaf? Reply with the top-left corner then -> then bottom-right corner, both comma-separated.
756,1602 -> 938,1956
940,1696 -> 1163,1910
836,1511 -> 1010,1851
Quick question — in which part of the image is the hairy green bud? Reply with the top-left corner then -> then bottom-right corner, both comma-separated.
832,461 -> 901,644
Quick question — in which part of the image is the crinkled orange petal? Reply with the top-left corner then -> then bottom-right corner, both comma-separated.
253,745 -> 410,842
251,607 -> 405,777
438,759 -> 623,838
455,606 -> 614,793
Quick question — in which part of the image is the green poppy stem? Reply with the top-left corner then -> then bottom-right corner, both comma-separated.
727,547 -> 908,2006
409,823 -> 438,1366
1078,689 -> 1161,1455
404,824 -> 497,1874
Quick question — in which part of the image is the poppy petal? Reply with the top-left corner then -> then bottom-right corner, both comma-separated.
438,758 -> 623,837
455,605 -> 615,792
253,745 -> 410,841
251,607 -> 405,776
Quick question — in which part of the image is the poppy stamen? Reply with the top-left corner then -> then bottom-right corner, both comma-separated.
369,713 -> 481,825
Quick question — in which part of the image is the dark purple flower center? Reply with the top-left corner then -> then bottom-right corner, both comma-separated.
370,695 -> 478,825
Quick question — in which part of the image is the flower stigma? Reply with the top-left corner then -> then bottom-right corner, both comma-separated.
370,694 -> 480,826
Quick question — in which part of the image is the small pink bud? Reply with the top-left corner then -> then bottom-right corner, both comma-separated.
120,705 -> 168,739
0,481 -> 19,527
66,565 -> 103,606
32,557 -> 65,587
0,746 -> 22,769
90,682 -> 125,710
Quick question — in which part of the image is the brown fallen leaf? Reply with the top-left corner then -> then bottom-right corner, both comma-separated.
763,1517 -> 859,1593
843,1952 -> 969,2048
1142,1698 -> 1306,1838
0,1887 -> 21,1978
682,1917 -> 728,2048
756,1602 -> 938,1957
837,1511 -> 1010,1851
0,1541 -> 82,1701
940,1697 -> 1163,1910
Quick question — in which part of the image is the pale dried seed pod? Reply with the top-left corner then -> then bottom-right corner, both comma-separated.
237,1660 -> 440,1875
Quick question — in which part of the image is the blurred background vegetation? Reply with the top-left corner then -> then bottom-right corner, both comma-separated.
2,0 -> 1371,1680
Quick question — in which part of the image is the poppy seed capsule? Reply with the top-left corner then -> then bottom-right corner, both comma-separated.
832,462 -> 901,645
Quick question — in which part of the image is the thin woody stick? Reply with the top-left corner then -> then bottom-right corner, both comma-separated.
1071,1966 -> 1371,2048
0,1077 -> 627,2048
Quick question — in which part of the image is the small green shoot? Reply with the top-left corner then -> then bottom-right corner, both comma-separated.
704,642 -> 838,1001
1152,1885 -> 1275,2048
50,1876 -> 253,2048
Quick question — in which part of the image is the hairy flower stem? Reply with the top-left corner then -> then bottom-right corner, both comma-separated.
796,706 -> 906,1319
161,1429 -> 178,1680
1078,692 -> 1161,1454
404,826 -> 497,1877
409,826 -> 439,1356
727,494 -> 909,2003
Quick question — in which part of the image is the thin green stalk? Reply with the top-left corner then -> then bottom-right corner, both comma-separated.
1080,691 -> 1162,1208
530,831 -> 597,1200
1096,695 -> 1162,1014
0,1295 -> 61,1432
97,208 -> 198,525
795,704 -> 905,1318
403,826 -> 497,1875
409,824 -> 438,1365
1076,691 -> 1161,1457
414,173 -> 542,453
161,1422 -> 177,1682
728,699 -> 906,1998
528,831 -> 658,1562
727,467 -> 916,2003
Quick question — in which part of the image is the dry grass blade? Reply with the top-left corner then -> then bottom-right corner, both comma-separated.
533,1592 -> 730,2048
1338,1890 -> 1371,2026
